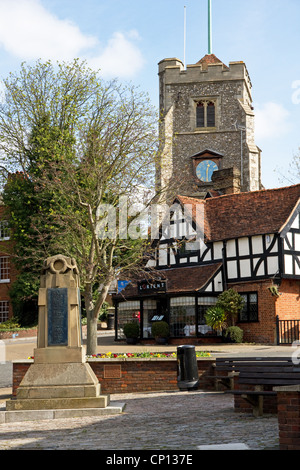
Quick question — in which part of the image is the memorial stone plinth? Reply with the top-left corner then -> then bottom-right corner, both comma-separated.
6,255 -> 110,411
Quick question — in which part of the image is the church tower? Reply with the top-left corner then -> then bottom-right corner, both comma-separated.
157,52 -> 262,197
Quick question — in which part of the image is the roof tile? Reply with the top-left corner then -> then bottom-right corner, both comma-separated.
178,184 -> 300,241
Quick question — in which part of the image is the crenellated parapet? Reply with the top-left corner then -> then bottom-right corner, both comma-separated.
158,57 -> 252,95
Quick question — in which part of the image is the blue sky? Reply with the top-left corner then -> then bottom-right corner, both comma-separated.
0,0 -> 299,189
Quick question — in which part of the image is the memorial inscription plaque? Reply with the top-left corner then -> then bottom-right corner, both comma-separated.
47,288 -> 68,346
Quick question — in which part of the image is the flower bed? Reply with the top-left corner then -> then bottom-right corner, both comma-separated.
27,351 -> 212,360
87,351 -> 211,359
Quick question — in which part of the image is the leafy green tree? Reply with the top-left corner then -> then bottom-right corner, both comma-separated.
1,111 -> 75,325
215,288 -> 245,326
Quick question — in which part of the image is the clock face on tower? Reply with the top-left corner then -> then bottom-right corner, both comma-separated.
196,160 -> 218,182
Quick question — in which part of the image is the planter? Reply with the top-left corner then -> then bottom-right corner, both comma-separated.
222,334 -> 232,343
125,338 -> 138,345
155,337 -> 168,345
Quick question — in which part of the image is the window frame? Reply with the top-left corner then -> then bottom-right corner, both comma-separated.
195,100 -> 216,129
238,292 -> 259,323
0,256 -> 10,283
0,300 -> 9,323
0,221 -> 10,241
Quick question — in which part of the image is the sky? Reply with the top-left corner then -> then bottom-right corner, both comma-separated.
0,0 -> 299,190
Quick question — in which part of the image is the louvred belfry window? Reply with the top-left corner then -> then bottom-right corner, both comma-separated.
196,102 -> 205,127
207,102 -> 215,127
196,101 -> 215,128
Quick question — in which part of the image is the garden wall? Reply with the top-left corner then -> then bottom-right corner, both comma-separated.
12,358 -> 215,396
275,386 -> 300,451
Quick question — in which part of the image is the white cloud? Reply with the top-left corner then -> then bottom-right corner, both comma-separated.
0,0 -> 145,78
88,30 -> 145,78
0,0 -> 97,61
255,102 -> 291,140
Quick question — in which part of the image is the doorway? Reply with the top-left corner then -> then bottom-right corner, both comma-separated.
142,297 -> 168,338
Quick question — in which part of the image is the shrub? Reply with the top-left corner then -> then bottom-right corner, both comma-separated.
216,289 -> 245,326
204,306 -> 227,330
151,321 -> 169,339
123,321 -> 140,338
224,326 -> 244,343
0,318 -> 21,330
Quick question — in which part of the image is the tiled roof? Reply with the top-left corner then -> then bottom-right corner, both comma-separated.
178,184 -> 300,242
114,263 -> 222,300
158,263 -> 222,293
196,54 -> 228,70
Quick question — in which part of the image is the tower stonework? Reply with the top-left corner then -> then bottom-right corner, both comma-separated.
157,54 -> 262,197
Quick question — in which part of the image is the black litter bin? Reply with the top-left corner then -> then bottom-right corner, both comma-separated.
177,345 -> 199,391
107,313 -> 115,330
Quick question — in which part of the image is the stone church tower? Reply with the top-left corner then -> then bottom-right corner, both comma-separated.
157,53 -> 262,198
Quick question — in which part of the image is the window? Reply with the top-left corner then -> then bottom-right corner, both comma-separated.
197,296 -> 218,325
0,257 -> 9,282
117,301 -> 140,338
197,296 -> 218,335
0,301 -> 9,322
196,101 -> 216,128
0,221 -> 10,240
142,299 -> 158,338
239,292 -> 258,322
170,297 -> 196,337
196,102 -> 205,127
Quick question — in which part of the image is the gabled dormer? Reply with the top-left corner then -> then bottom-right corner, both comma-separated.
280,198 -> 300,278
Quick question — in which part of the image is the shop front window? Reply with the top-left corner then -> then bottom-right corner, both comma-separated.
197,296 -> 217,336
117,301 -> 140,339
170,297 -> 196,337
142,299 -> 159,338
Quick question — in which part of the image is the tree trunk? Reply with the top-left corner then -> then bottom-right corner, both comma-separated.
84,283 -> 98,356
84,280 -> 112,355
86,310 -> 98,356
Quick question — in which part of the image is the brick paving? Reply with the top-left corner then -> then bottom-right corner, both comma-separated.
0,334 -> 286,451
0,390 -> 279,451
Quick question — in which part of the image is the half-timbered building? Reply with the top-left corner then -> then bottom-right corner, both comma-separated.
114,50 -> 300,345
114,184 -> 300,344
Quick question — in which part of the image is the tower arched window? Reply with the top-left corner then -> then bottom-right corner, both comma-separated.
207,101 -> 215,127
196,100 -> 215,128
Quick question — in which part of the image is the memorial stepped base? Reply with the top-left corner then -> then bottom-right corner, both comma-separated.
6,361 -> 110,411
6,396 -> 110,411
1,403 -> 126,423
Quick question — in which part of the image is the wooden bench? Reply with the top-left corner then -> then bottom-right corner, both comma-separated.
207,356 -> 282,390
224,357 -> 300,417
207,357 -> 241,390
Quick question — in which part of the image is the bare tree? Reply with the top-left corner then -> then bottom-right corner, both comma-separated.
277,150 -> 300,186
0,60 -> 175,354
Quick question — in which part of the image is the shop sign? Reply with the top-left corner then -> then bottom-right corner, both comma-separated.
150,315 -> 165,322
137,279 -> 167,293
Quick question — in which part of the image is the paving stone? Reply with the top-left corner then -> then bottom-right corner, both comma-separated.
198,443 -> 250,450
0,391 -> 279,450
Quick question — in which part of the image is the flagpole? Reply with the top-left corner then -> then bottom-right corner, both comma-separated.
208,0 -> 212,54
183,6 -> 187,69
